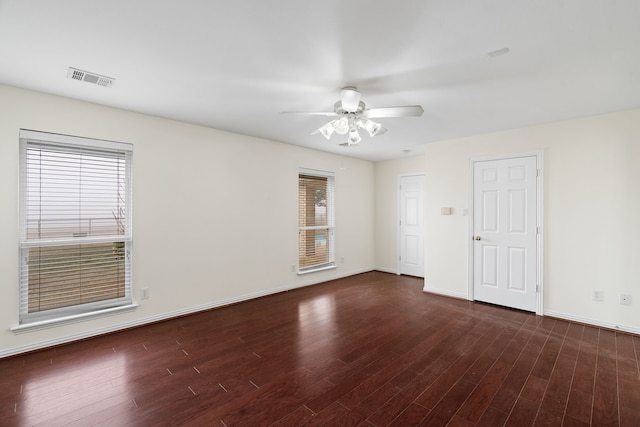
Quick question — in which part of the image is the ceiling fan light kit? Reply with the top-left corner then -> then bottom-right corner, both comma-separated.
340,86 -> 361,112
333,117 -> 350,134
348,128 -> 362,145
357,118 -> 384,137
317,123 -> 335,139
294,87 -> 423,147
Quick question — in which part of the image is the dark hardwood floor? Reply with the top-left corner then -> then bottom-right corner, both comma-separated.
1,272 -> 639,426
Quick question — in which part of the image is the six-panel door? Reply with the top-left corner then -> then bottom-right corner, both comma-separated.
473,156 -> 537,312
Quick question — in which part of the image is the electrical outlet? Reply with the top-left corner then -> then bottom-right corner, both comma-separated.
141,288 -> 149,299
620,294 -> 632,306
291,265 -> 296,272
592,290 -> 603,301
341,257 -> 345,264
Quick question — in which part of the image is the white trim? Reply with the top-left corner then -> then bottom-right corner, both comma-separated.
375,266 -> 396,274
544,310 -> 640,336
468,151 -> 544,315
297,264 -> 336,275
397,173 -> 425,276
536,153 -> 544,316
11,304 -> 139,334
469,150 -> 543,163
299,167 -> 335,177
1,268 -> 373,359
467,161 -> 474,300
422,286 -> 468,300
19,129 -> 132,151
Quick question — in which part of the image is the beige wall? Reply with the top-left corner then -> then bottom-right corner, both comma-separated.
373,155 -> 425,273
424,109 -> 640,332
2,82 -> 639,356
0,84 -> 375,357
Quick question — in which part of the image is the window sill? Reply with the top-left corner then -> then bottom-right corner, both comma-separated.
11,304 -> 139,334
297,264 -> 336,276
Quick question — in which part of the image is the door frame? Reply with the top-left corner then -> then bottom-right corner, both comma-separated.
467,151 -> 544,315
397,173 -> 425,276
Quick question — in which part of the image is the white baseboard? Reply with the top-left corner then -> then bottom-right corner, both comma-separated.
423,286 -> 468,300
420,291 -> 639,335
1,267 -> 375,359
544,310 -> 640,335
373,267 -> 397,275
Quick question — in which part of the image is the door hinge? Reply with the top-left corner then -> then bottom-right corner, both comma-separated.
399,256 -> 401,261
536,285 -> 540,293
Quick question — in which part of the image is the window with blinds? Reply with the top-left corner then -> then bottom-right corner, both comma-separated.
19,130 -> 133,324
298,169 -> 335,273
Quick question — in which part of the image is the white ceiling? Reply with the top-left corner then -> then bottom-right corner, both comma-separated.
1,0 -> 639,161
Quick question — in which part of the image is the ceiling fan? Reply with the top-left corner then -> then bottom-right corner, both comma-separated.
285,87 -> 424,146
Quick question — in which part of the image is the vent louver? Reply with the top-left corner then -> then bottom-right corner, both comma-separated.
67,67 -> 114,87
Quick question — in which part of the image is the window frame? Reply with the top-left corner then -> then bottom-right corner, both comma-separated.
18,129 -> 134,326
297,168 -> 335,274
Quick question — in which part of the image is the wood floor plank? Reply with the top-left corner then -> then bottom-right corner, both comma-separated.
520,374 -> 548,405
535,352 -> 576,422
0,272 -> 638,426
336,355 -> 409,409
565,389 -> 594,425
335,381 -> 401,426
592,330 -> 620,426
505,396 -> 539,426
366,385 -> 416,426
461,324 -> 519,385
418,379 -> 477,426
413,324 -> 497,410
487,326 -> 544,414
455,360 -> 513,423
387,402 -> 430,427
268,405 -> 315,427
305,349 -> 400,414
475,406 -> 510,427
302,401 -> 351,427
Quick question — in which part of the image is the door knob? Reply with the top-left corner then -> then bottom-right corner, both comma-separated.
474,236 -> 481,241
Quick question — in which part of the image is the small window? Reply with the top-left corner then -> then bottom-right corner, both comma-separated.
298,169 -> 335,273
19,130 -> 133,324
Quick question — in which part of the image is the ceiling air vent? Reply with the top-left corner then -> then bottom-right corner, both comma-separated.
67,67 -> 114,87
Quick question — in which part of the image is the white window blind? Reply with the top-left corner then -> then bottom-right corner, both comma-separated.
19,130 -> 133,324
298,169 -> 335,273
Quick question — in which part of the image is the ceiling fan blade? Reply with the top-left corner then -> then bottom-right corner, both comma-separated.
364,105 -> 424,118
340,87 -> 361,113
280,111 -> 338,116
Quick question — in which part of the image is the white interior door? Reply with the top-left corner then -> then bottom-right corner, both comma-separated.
472,156 -> 538,312
399,175 -> 424,277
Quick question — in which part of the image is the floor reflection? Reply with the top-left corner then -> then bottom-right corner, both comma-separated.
20,352 -> 132,425
296,295 -> 337,365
